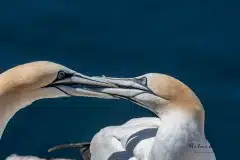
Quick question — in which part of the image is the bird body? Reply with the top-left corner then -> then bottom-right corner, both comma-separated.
90,109 -> 214,160
50,114 -> 214,160
90,117 -> 160,160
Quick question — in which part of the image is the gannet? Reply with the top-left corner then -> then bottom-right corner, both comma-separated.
49,73 -> 216,160
0,61 -> 118,159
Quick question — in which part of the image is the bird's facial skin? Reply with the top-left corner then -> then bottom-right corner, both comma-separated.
94,73 -> 203,115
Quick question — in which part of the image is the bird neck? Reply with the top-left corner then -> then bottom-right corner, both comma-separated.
0,92 -> 33,138
0,88 -> 67,139
149,108 -> 205,160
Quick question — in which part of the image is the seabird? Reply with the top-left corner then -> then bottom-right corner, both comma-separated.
0,61 -> 117,159
49,73 -> 216,160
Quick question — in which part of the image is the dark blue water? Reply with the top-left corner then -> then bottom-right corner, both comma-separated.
0,0 -> 239,159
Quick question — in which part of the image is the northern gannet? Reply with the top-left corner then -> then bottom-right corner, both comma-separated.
49,73 -> 216,160
0,61 -> 117,159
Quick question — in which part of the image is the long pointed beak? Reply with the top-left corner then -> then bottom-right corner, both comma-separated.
72,73 -> 118,88
90,76 -> 152,99
71,73 -> 120,98
48,73 -> 119,99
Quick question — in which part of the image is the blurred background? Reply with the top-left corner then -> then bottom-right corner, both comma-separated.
0,0 -> 239,159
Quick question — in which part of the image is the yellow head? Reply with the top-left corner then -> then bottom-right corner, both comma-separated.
0,61 -> 66,93
95,73 -> 204,119
0,61 -> 116,101
0,61 -> 118,139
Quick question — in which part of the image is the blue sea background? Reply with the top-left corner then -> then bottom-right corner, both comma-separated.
0,0 -> 239,159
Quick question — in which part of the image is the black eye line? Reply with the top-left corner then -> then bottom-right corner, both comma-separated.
49,71 -> 74,84
141,77 -> 147,85
42,70 -> 75,89
134,77 -> 147,86
58,71 -> 73,79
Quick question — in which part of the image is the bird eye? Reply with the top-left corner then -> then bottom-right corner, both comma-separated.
140,77 -> 147,86
142,77 -> 147,85
57,71 -> 66,80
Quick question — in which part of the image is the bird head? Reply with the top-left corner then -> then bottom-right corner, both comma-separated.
0,61 -> 116,100
92,73 -> 203,118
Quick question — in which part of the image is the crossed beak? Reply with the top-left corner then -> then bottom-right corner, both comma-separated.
73,75 -> 155,107
47,73 -> 117,99
48,72 -> 154,104
91,76 -> 151,98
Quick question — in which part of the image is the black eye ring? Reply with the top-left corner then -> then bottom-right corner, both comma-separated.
57,71 -> 66,80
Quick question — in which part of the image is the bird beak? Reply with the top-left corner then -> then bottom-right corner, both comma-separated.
90,76 -> 151,98
49,74 -> 166,111
86,76 -> 168,112
47,73 -> 119,99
